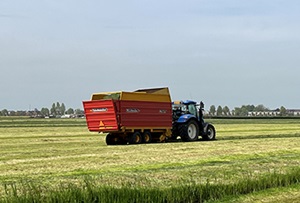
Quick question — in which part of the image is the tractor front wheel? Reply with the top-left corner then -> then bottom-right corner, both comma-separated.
202,124 -> 216,141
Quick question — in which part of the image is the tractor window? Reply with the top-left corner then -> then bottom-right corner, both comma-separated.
188,105 -> 197,117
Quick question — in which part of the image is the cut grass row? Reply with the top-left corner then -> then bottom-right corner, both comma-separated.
1,136 -> 299,185
212,184 -> 300,203
0,117 -> 86,128
0,118 -> 299,202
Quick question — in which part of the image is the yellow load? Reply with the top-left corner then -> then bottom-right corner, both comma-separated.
91,87 -> 171,102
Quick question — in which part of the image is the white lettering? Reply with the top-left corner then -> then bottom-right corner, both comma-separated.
91,108 -> 108,112
126,108 -> 140,113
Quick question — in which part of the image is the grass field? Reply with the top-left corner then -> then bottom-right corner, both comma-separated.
0,117 -> 299,202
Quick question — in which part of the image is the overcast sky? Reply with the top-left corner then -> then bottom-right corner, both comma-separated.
1,0 -> 300,111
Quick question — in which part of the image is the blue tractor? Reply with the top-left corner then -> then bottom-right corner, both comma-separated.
171,100 -> 216,141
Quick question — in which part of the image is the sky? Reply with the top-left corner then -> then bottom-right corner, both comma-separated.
1,0 -> 300,111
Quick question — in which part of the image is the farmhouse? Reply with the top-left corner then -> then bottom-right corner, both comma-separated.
286,109 -> 300,116
248,111 -> 280,116
248,109 -> 300,116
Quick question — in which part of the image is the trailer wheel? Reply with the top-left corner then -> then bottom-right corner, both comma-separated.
179,120 -> 199,141
117,136 -> 128,145
142,131 -> 152,143
203,124 -> 216,141
128,132 -> 142,144
106,133 -> 117,145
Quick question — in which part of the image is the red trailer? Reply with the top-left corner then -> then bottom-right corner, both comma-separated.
83,88 -> 172,145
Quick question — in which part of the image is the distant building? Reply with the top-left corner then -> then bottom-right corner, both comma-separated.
286,109 -> 300,116
248,110 -> 280,116
248,109 -> 300,116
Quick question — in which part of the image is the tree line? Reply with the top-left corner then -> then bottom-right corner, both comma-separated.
1,103 -> 297,117
208,104 -> 293,117
0,102 -> 84,117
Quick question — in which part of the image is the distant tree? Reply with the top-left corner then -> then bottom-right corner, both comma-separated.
51,103 -> 56,116
254,104 -> 269,112
66,108 -> 74,115
61,103 -> 66,115
209,105 -> 216,116
49,102 -> 68,116
2,109 -> 8,116
235,107 -> 241,114
41,108 -> 50,116
56,102 -> 61,115
231,109 -> 235,116
75,108 -> 84,115
234,106 -> 249,116
234,104 -> 272,116
240,105 -> 255,112
217,105 -> 223,116
223,106 -> 230,116
280,106 -> 287,116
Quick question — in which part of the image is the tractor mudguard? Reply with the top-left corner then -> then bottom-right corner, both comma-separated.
176,114 -> 197,123
202,123 -> 209,133
202,123 -> 216,140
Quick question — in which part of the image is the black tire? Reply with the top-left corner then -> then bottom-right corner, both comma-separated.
179,120 -> 199,141
117,137 -> 128,145
171,125 -> 179,140
142,131 -> 152,143
106,133 -> 117,145
128,132 -> 142,144
202,124 -> 216,140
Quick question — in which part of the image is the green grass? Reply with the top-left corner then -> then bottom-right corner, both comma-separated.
2,168 -> 300,203
0,117 -> 300,202
211,184 -> 300,203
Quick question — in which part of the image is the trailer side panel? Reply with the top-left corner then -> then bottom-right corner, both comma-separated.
118,100 -> 172,129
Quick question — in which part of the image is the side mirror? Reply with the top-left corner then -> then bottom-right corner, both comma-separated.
200,101 -> 204,109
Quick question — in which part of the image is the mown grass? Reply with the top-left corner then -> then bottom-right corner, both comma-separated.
2,168 -> 300,203
212,184 -> 300,203
0,117 -> 86,128
0,117 -> 299,202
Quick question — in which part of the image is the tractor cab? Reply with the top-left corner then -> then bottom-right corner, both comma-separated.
172,100 -> 203,123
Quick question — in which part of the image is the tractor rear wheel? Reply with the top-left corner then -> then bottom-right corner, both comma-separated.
128,132 -> 142,144
179,120 -> 199,141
